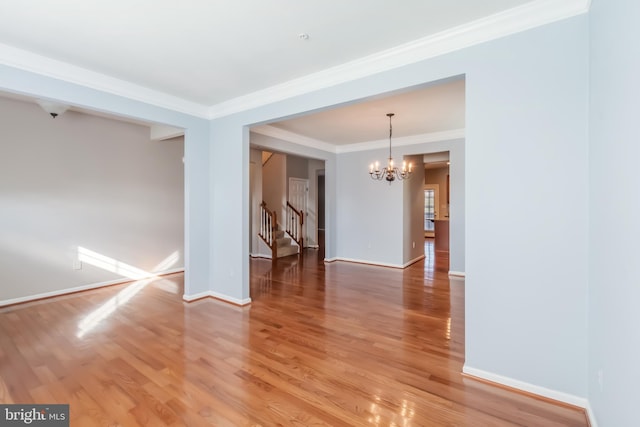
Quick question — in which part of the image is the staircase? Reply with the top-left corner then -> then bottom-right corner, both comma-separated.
259,201 -> 303,259
274,227 -> 299,258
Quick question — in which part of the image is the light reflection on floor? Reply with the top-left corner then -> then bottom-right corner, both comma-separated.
423,237 -> 449,278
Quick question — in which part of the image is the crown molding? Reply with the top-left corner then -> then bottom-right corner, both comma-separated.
336,129 -> 466,153
0,43 -> 211,119
251,125 -> 337,153
0,0 -> 589,120
252,125 -> 464,154
208,0 -> 590,118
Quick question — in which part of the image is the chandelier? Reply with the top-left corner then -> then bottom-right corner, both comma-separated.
369,113 -> 413,182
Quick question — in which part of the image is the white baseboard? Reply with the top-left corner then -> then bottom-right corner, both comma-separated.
585,402 -> 598,427
403,254 -> 425,267
250,253 -> 272,259
0,268 -> 185,307
307,245 -> 319,249
448,271 -> 466,278
181,290 -> 211,302
211,291 -> 251,306
327,257 -> 405,268
182,290 -> 251,306
463,365 -> 589,409
324,255 -> 425,269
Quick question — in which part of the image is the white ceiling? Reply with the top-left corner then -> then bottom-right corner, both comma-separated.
267,77 -> 465,145
0,0 -> 564,108
0,1 -> 588,145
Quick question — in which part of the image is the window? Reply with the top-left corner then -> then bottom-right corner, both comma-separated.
424,189 -> 435,231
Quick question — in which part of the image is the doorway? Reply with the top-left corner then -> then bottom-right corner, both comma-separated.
423,152 -> 451,266
317,173 -> 325,258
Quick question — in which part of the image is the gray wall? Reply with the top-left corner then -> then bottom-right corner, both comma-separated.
286,154 -> 309,181
249,148 -> 264,256
0,97 -> 184,301
262,152 -> 286,221
307,159 -> 324,247
4,5 -> 617,419
208,14 -> 586,400
403,154 -> 426,264
336,138 -> 464,271
588,1 -> 640,425
464,16 -> 588,398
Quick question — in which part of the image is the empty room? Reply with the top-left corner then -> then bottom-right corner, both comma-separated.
1,1 -> 637,426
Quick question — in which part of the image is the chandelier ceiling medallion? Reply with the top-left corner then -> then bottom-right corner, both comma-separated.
369,113 -> 413,183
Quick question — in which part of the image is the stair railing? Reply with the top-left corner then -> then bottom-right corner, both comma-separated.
259,201 -> 277,259
286,201 -> 304,249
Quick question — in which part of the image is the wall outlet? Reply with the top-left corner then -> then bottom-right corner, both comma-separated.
73,259 -> 82,270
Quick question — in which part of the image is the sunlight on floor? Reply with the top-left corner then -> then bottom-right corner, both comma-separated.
76,248 -> 180,338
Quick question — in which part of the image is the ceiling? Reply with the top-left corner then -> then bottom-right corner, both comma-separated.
0,1 -> 587,145
0,0 -> 538,108
267,77 -> 465,146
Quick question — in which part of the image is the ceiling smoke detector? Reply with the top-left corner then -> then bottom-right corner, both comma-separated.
36,99 -> 69,118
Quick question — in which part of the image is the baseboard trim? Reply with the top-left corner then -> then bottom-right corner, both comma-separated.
585,402 -> 598,427
448,271 -> 466,278
250,253 -> 272,259
181,291 -> 211,302
403,254 -> 425,268
462,366 -> 588,409
0,268 -> 185,308
182,290 -> 251,307
326,257 -> 404,269
323,256 -> 425,269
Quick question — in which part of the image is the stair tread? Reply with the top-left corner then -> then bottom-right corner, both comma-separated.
276,244 -> 299,258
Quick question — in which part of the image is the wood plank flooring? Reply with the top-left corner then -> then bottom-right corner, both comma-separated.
0,241 -> 588,426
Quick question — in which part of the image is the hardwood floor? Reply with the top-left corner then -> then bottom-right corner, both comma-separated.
0,242 -> 587,426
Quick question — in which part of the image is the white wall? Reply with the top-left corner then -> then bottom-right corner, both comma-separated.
0,97 -> 184,302
588,1 -> 640,425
